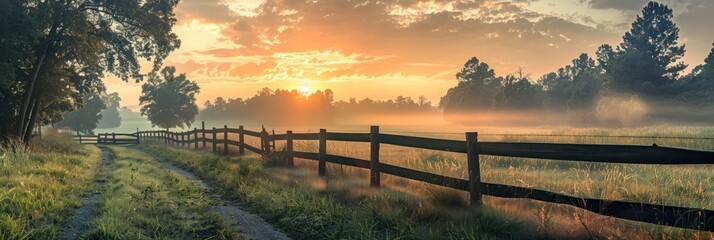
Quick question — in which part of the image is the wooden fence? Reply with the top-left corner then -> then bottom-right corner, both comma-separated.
73,132 -> 139,144
79,123 -> 714,232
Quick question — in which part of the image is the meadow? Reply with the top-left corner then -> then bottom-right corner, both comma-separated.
189,125 -> 714,239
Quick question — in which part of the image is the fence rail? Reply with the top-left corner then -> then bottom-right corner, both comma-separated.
72,123 -> 714,232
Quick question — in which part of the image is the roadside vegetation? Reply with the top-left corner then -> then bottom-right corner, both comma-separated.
0,134 -> 101,239
135,143 -> 525,239
82,146 -> 237,239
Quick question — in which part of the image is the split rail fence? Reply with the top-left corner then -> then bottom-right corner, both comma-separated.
77,122 -> 714,232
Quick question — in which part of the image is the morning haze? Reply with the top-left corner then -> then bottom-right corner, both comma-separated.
2,1 -> 714,239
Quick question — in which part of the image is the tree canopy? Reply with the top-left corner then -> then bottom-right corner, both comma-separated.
0,0 -> 180,141
140,67 -> 200,129
439,1 -> 714,126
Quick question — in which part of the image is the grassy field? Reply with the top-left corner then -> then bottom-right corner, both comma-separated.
290,127 -> 714,239
82,146 -> 237,239
162,126 -> 714,239
135,143 -> 529,239
0,135 -> 101,239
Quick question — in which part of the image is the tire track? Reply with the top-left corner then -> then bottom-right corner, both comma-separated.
57,146 -> 111,240
144,152 -> 290,240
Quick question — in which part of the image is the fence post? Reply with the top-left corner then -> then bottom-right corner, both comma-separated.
76,131 -> 81,144
318,129 -> 326,176
202,121 -> 206,148
272,129 -> 276,152
286,130 -> 294,167
194,128 -> 199,149
112,132 -> 116,144
224,125 -> 228,155
212,127 -> 217,153
136,128 -> 140,144
181,133 -> 185,147
96,134 -> 100,144
260,129 -> 268,154
104,133 -> 108,144
370,126 -> 380,188
465,132 -> 482,206
238,125 -> 245,155
165,128 -> 169,144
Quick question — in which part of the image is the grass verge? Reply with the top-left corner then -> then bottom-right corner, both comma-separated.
135,143 -> 524,239
0,135 -> 101,239
82,146 -> 238,240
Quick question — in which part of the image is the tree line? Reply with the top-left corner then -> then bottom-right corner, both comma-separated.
200,88 -> 434,125
440,1 -> 714,126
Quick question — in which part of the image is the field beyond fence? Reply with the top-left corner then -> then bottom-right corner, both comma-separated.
73,123 -> 714,232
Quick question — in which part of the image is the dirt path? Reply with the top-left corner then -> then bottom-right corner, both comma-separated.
148,154 -> 290,240
57,147 -> 111,240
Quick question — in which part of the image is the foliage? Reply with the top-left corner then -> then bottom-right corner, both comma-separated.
439,57 -> 502,112
599,1 -> 686,97
97,92 -> 122,129
0,0 -> 180,141
140,67 -> 200,129
55,93 -> 106,134
440,1 -> 713,126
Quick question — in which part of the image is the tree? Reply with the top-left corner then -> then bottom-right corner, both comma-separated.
599,1 -> 686,97
56,94 -> 106,134
494,73 -> 543,110
2,0 -> 180,142
140,67 -> 200,129
97,92 -> 122,128
440,57 -> 501,112
677,44 -> 714,107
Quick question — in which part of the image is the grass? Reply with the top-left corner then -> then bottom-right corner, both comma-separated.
291,127 -> 714,239
0,134 -> 101,240
135,143 -> 526,239
82,146 -> 238,239
168,126 -> 714,239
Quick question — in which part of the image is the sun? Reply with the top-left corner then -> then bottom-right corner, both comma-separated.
299,86 -> 311,96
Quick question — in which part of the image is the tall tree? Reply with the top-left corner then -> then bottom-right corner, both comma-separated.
56,93 -> 106,134
599,1 -> 686,97
3,0 -> 180,142
439,57 -> 501,112
140,67 -> 200,129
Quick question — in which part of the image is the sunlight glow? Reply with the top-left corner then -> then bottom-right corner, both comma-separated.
299,86 -> 311,96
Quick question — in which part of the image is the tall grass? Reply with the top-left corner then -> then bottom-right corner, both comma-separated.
0,134 -> 101,240
135,143 -> 527,239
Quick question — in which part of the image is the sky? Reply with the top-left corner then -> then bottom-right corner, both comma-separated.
105,0 -> 714,110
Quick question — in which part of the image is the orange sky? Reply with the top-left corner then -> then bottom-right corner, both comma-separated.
105,0 -> 714,110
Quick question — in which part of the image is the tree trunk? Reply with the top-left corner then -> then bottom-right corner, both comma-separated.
16,50 -> 47,138
16,15 -> 60,140
23,93 -> 42,142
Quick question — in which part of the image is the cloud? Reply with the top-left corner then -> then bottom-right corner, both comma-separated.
587,0 -> 649,11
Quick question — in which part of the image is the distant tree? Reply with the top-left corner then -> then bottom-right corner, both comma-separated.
538,67 -> 572,109
440,57 -> 501,112
97,92 -> 122,128
599,1 -> 686,97
119,107 -> 144,120
140,67 -> 200,129
566,54 -> 604,124
56,94 -> 106,134
677,44 -> 714,106
494,73 -> 543,110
